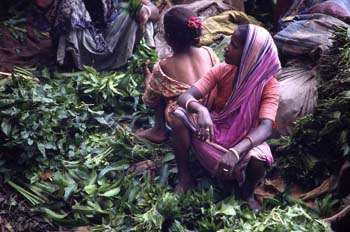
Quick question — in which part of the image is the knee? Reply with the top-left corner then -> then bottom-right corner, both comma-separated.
169,116 -> 185,131
246,157 -> 266,177
169,116 -> 190,143
249,157 -> 265,167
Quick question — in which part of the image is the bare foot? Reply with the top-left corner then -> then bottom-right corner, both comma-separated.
175,178 -> 195,194
135,127 -> 168,143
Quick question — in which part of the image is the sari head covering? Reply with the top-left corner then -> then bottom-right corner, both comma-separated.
211,24 -> 281,148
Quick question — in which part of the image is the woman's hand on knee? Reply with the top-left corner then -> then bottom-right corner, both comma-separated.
217,151 -> 239,177
197,107 -> 213,141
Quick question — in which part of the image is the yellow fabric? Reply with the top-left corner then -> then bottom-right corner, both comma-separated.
200,10 -> 261,46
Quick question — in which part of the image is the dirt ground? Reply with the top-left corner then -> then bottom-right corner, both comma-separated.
0,24 -> 54,72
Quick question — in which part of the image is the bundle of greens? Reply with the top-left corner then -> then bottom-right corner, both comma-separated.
0,66 -> 332,231
0,40 -> 156,175
275,26 -> 350,187
0,33 -> 333,231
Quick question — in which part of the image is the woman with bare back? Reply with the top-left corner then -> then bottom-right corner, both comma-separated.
137,7 -> 219,143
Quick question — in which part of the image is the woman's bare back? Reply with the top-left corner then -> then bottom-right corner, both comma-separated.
159,47 -> 214,85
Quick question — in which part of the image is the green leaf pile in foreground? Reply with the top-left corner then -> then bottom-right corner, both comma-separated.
0,51 -> 332,231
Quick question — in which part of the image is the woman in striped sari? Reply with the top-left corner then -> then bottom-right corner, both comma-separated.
171,24 -> 281,211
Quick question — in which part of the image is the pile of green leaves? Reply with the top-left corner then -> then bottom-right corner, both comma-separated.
0,66 -> 115,176
0,40 -> 157,173
131,188 -> 330,232
275,26 -> 350,187
9,172 -> 331,231
59,39 -> 157,113
61,66 -> 140,113
0,68 -> 331,231
0,40 -> 332,231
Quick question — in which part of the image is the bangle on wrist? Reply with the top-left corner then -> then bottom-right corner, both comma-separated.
185,98 -> 198,112
245,135 -> 255,147
228,147 -> 240,160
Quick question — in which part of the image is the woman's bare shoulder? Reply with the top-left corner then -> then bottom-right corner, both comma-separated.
159,57 -> 172,70
158,57 -> 177,78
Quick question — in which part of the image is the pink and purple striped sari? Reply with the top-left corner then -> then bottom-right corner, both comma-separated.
174,25 -> 281,185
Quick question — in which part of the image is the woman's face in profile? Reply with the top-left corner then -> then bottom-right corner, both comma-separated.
224,31 -> 244,66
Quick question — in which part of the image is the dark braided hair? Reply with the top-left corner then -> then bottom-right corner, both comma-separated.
164,7 -> 202,48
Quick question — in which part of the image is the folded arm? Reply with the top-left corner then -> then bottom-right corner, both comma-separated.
178,86 -> 214,141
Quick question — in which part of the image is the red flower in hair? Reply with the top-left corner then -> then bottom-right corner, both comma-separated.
187,17 -> 203,29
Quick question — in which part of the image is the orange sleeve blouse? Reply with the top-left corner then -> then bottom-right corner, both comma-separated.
194,63 -> 280,122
